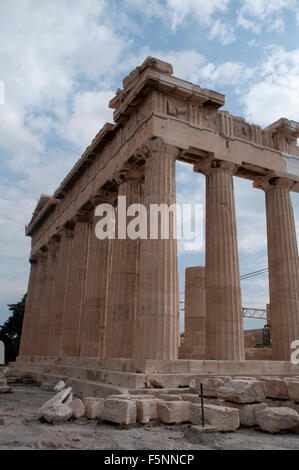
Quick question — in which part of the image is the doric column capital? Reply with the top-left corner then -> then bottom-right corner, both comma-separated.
58,222 -> 75,238
48,234 -> 60,253
92,188 -> 118,205
253,172 -> 295,192
194,156 -> 239,176
72,209 -> 93,225
140,137 -> 181,161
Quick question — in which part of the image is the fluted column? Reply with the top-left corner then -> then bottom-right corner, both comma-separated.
179,267 -> 206,359
80,199 -> 112,358
37,238 -> 59,355
199,159 -> 244,360
47,226 -> 73,356
19,255 -> 38,356
134,138 -> 180,360
106,176 -> 142,358
263,177 -> 299,360
61,212 -> 90,356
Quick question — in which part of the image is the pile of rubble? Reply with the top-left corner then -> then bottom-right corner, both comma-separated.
38,376 -> 299,434
0,369 -> 12,393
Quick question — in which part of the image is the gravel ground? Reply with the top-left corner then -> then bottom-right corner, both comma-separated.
0,384 -> 299,450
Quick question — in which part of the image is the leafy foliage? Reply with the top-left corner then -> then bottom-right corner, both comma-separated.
0,294 -> 26,363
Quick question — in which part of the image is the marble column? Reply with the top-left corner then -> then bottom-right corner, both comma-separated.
47,227 -> 73,356
19,255 -> 38,356
179,267 -> 206,359
134,138 -> 180,360
80,199 -> 112,358
263,177 -> 299,360
37,239 -> 59,356
106,176 -> 142,358
200,160 -> 244,360
61,213 -> 90,356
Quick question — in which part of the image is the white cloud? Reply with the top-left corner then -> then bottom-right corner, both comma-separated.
209,20 -> 236,45
167,0 -> 231,30
238,0 -> 297,34
64,90 -> 114,148
244,46 -> 299,126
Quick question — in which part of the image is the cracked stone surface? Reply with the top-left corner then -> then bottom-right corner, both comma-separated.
1,384 -> 299,450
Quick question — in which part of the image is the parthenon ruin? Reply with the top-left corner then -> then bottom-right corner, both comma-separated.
15,57 -> 299,391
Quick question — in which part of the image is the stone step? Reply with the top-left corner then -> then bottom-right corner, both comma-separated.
11,367 -> 128,398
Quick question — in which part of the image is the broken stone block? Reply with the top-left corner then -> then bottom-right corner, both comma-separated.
217,379 -> 265,403
53,380 -> 66,392
261,377 -> 289,400
136,399 -> 158,424
224,402 -> 267,427
83,397 -> 105,419
195,378 -> 225,398
42,403 -> 73,423
190,403 -> 239,432
40,386 -> 73,423
157,401 -> 190,424
70,398 -> 85,419
256,407 -> 299,433
102,398 -> 137,425
41,387 -> 72,410
285,380 -> 299,402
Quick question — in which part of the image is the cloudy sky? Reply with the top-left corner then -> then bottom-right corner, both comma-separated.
0,0 -> 299,330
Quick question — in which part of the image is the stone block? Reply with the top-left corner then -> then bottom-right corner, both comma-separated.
83,397 -> 105,419
190,403 -> 239,432
157,401 -> 190,424
136,399 -> 158,424
70,398 -> 85,419
217,379 -> 265,403
102,398 -> 137,425
261,377 -> 289,399
224,402 -> 267,427
256,407 -> 299,433
285,380 -> 299,402
195,377 -> 225,397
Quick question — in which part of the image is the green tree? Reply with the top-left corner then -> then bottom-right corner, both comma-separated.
0,294 -> 26,363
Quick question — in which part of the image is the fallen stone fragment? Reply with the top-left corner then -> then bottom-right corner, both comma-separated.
40,386 -> 73,423
157,401 -> 190,424
70,399 -> 85,419
41,387 -> 73,410
190,403 -> 239,432
102,398 -> 137,425
42,403 -> 73,424
217,379 -> 265,403
83,397 -> 105,419
261,377 -> 289,400
53,380 -> 66,392
255,407 -> 299,433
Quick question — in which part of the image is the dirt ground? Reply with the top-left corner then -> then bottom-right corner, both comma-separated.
0,384 -> 299,450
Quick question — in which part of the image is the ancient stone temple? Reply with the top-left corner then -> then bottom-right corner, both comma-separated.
14,57 -> 299,393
